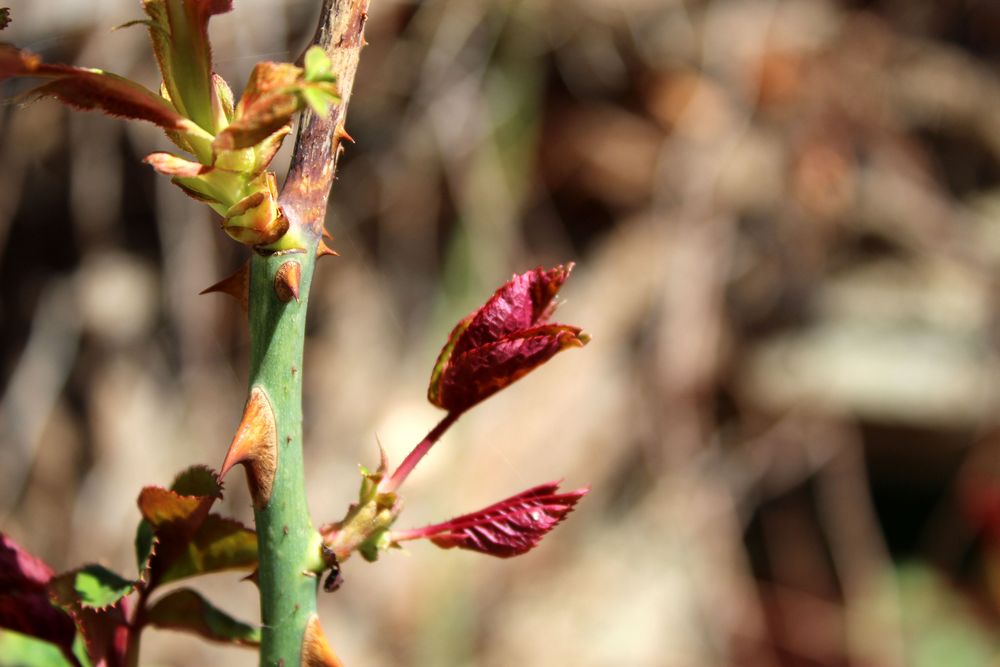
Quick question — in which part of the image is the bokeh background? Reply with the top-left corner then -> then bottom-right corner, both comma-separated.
3,0 -> 1000,665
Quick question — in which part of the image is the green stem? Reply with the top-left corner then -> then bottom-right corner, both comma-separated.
248,247 -> 321,665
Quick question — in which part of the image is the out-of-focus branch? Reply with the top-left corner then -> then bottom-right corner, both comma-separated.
280,0 -> 370,237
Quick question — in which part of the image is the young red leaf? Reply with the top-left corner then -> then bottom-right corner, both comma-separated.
0,534 -> 77,662
0,45 -> 198,133
428,264 -> 589,412
393,482 -> 588,558
145,588 -> 260,646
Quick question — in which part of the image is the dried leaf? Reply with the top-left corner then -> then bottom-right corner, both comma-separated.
145,588 -> 260,646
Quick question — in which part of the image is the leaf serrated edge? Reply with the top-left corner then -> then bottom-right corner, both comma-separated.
52,565 -> 137,612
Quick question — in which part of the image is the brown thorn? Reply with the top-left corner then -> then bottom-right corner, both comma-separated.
274,260 -> 302,303
220,387 -> 278,509
302,615 -> 344,667
199,261 -> 250,313
316,240 -> 339,259
334,124 -> 355,144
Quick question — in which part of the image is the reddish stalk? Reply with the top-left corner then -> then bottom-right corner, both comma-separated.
380,411 -> 461,494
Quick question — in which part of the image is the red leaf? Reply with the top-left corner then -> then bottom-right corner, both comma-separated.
428,264 -> 588,412
395,482 -> 588,558
0,45 -> 194,132
457,265 -> 572,356
0,534 -> 77,662
0,533 -> 53,590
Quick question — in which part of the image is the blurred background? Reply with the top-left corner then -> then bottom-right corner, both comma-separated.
2,0 -> 1000,664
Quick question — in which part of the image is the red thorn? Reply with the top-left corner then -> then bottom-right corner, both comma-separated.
220,387 -> 278,509
335,124 -> 355,144
274,260 -> 301,303
200,262 -> 250,313
302,615 -> 344,667
317,240 -> 339,259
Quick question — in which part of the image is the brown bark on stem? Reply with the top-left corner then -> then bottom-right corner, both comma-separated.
280,0 -> 370,237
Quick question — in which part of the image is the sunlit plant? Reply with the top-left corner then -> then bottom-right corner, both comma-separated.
0,2 -> 590,665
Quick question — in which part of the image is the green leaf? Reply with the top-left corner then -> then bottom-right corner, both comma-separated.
300,86 -> 338,118
146,588 -> 260,646
134,520 -> 156,581
66,566 -> 134,611
303,46 -> 332,82
0,629 -> 74,667
158,514 -> 257,585
47,570 -> 128,666
170,464 -> 223,497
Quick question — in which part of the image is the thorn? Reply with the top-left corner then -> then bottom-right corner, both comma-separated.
274,260 -> 301,303
373,435 -> 389,478
200,262 -> 250,313
335,124 -> 355,144
241,569 -> 259,586
317,240 -> 339,259
220,387 -> 278,509
322,228 -> 333,240
302,615 -> 344,667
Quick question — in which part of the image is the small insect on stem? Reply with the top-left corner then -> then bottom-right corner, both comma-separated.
322,545 -> 343,593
